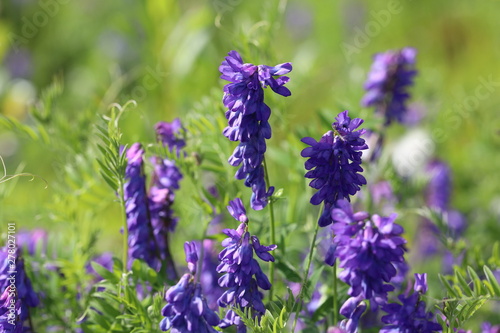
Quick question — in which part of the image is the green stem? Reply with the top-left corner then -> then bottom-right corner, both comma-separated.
333,262 -> 338,325
263,157 -> 276,301
291,206 -> 322,333
118,180 -> 128,296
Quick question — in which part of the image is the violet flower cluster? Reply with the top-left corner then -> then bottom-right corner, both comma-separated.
0,247 -> 39,332
220,50 -> 292,210
160,242 -> 220,333
124,143 -> 161,271
301,111 -> 368,226
380,273 -> 442,333
362,47 -> 417,125
155,118 -> 186,156
217,198 -> 277,332
123,120 -> 184,277
325,200 -> 407,332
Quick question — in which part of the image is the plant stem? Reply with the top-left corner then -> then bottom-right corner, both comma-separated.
118,180 -> 128,296
291,206 -> 322,333
263,157 -> 276,301
333,261 -> 338,325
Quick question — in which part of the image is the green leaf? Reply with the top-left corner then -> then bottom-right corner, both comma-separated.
275,259 -> 302,283
483,266 -> 500,296
90,262 -> 119,284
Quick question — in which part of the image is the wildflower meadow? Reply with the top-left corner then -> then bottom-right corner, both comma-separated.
1,1 -> 500,332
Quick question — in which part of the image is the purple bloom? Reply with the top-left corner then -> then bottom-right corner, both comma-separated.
16,229 -> 47,256
199,240 -> 225,311
301,111 -> 368,227
124,143 -> 161,271
0,247 -> 39,332
381,273 -> 442,333
0,286 -> 24,333
362,47 -> 417,125
148,155 -> 182,279
155,119 -> 186,155
227,198 -> 248,223
425,160 -> 451,211
481,322 -> 500,333
160,242 -> 220,333
220,50 -> 292,210
330,201 -> 407,310
339,298 -> 367,333
217,199 -> 277,332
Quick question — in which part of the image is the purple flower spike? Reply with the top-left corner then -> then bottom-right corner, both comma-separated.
160,245 -> 220,332
184,241 -> 198,274
227,198 -> 249,223
124,143 -> 161,271
330,201 -> 407,313
301,111 -> 368,227
362,47 -> 417,125
220,50 -> 292,210
217,204 -> 276,332
155,118 -> 186,155
414,273 -> 428,294
381,272 -> 441,333
0,247 -> 39,331
425,160 -> 451,211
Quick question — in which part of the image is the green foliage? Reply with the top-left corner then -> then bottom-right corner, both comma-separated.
231,291 -> 296,333
81,259 -> 164,333
437,265 -> 500,332
95,101 -> 136,192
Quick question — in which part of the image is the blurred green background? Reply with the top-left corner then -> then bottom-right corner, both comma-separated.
1,0 -> 500,326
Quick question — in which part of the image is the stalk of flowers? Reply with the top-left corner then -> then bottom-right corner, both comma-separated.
220,50 -> 292,210
159,241 -> 220,332
380,273 -> 442,332
326,200 -> 407,332
217,198 -> 277,332
415,160 -> 467,273
361,47 -> 417,125
155,118 -> 186,157
0,247 -> 39,332
124,143 -> 161,271
150,119 -> 185,279
301,110 -> 368,227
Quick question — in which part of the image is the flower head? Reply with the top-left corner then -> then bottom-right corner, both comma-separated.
362,47 -> 417,125
124,143 -> 161,271
160,242 -> 220,332
329,200 -> 407,310
425,160 -> 451,211
0,247 -> 39,332
380,273 -> 442,333
301,111 -> 368,226
217,199 -> 277,332
155,118 -> 185,155
220,50 -> 292,210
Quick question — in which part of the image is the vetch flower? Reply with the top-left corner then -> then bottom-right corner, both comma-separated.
362,47 -> 417,125
381,273 -> 442,333
155,118 -> 186,155
148,157 -> 181,279
220,50 -> 292,210
0,247 -> 39,332
160,242 -> 220,332
217,199 -> 277,332
330,201 -> 407,310
425,160 -> 451,212
301,111 -> 368,227
124,143 -> 161,271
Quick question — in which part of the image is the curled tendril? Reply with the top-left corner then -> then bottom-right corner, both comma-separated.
0,155 -> 48,188
105,100 -> 138,128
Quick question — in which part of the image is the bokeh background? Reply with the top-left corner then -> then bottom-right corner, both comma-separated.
1,0 -> 500,329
